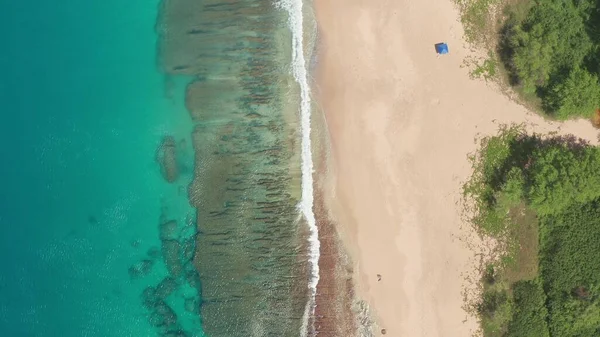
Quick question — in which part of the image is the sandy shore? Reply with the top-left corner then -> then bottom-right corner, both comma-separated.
313,0 -> 600,336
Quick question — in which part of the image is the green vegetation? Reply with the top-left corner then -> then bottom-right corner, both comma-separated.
503,0 -> 600,119
470,54 -> 499,80
457,0 -> 600,120
465,126 -> 600,337
507,280 -> 550,337
455,0 -> 501,44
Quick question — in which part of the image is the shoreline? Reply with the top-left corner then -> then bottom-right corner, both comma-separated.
311,86 -> 363,336
312,0 -> 600,336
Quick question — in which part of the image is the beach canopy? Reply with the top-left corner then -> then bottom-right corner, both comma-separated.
435,42 -> 449,55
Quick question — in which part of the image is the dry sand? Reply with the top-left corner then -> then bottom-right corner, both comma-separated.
312,0 -> 600,336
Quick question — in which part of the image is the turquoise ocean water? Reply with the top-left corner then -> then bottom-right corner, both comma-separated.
0,0 -> 324,335
0,0 -> 201,336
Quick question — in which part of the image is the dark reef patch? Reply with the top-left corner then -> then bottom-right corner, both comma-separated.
128,259 -> 154,279
154,0 -> 314,335
156,136 -> 179,183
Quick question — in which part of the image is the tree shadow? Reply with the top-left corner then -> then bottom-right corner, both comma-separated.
497,19 -> 520,86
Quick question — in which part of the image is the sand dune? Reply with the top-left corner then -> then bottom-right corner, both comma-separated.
313,0 -> 599,336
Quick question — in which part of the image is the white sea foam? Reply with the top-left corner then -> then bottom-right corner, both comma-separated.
276,0 -> 320,335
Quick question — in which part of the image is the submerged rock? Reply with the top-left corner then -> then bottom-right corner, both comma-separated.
149,311 -> 167,328
147,299 -> 180,331
161,329 -> 189,337
159,220 -> 179,241
88,215 -> 99,226
142,286 -> 157,308
184,268 -> 200,289
147,246 -> 161,259
181,238 -> 195,262
162,239 -> 183,278
128,259 -> 154,279
184,297 -> 198,313
154,300 -> 178,327
156,136 -> 179,183
155,276 -> 178,300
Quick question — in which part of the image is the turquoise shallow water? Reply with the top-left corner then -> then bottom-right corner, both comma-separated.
0,0 -> 200,336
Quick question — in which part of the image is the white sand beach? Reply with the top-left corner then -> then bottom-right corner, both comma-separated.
313,0 -> 600,336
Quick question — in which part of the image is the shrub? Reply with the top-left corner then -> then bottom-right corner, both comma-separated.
507,280 -> 550,337
528,146 -> 600,215
544,67 -> 600,120
503,0 -> 598,118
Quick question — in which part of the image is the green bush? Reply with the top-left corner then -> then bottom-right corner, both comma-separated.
465,127 -> 600,336
528,146 -> 600,215
464,126 -> 525,235
503,0 -> 600,118
497,167 -> 525,208
545,287 -> 600,337
480,287 -> 514,337
509,22 -> 554,93
539,204 -> 600,336
545,67 -> 600,120
507,280 -> 550,337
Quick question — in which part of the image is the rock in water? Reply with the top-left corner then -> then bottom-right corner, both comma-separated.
128,259 -> 154,279
184,297 -> 198,313
148,301 -> 177,329
154,300 -> 178,328
184,268 -> 200,289
162,239 -> 183,278
142,286 -> 158,308
156,136 -> 179,183
162,329 -> 189,337
154,276 -> 178,300
181,238 -> 195,262
88,215 -> 99,226
159,220 -> 179,241
147,246 -> 161,259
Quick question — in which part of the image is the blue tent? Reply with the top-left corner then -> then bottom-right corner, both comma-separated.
435,42 -> 449,55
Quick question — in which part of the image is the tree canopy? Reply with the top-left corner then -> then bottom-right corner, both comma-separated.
465,126 -> 600,336
505,0 -> 600,119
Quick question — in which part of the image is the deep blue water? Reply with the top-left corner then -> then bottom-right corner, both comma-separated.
0,0 -> 199,336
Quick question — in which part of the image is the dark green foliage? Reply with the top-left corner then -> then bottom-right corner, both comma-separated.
464,126 -> 534,235
502,0 -> 600,118
465,126 -> 600,336
541,204 -> 600,296
508,20 -> 554,92
545,67 -> 600,119
546,296 -> 600,337
528,145 -> 600,215
507,280 -> 550,337
480,287 -> 513,336
540,204 -> 600,336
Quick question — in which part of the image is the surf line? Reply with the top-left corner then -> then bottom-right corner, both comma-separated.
277,0 -> 321,335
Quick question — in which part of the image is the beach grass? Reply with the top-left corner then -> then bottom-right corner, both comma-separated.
465,52 -> 498,81
455,0 -> 538,109
477,205 -> 539,336
454,0 -> 542,111
455,0 -> 501,45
